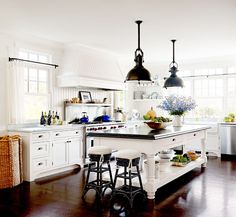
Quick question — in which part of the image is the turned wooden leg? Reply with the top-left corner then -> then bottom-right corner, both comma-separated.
201,131 -> 208,167
145,153 -> 156,200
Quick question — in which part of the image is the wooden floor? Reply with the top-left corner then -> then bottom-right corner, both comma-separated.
1,157 -> 236,217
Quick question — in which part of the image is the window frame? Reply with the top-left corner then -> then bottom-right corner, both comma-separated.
19,49 -> 52,123
178,66 -> 236,122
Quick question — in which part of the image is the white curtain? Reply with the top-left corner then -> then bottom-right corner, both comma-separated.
7,61 -> 25,124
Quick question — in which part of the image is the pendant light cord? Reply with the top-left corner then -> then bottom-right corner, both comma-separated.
171,39 -> 176,63
136,20 -> 142,50
135,20 -> 143,55
169,39 -> 178,68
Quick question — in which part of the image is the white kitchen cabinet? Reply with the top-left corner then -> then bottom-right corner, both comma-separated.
184,126 -> 220,157
9,127 -> 83,181
52,139 -> 68,167
68,137 -> 82,164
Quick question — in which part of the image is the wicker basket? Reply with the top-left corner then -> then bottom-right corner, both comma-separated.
0,135 -> 23,189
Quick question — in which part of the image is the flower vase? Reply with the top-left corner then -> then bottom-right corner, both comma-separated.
172,115 -> 183,127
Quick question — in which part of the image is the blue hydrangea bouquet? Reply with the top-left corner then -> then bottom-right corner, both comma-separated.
158,95 -> 196,116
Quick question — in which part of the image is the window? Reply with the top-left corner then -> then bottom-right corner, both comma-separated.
19,50 -> 51,122
167,66 -> 236,122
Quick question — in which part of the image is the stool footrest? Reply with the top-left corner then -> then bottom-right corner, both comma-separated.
87,180 -> 112,188
89,167 -> 110,173
114,185 -> 142,194
116,172 -> 139,179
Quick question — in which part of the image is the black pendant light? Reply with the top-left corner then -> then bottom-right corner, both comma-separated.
125,20 -> 152,83
163,39 -> 184,88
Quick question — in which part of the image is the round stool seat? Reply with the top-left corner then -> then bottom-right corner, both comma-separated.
115,149 -> 140,160
88,146 -> 112,155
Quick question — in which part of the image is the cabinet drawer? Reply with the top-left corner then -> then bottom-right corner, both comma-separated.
186,131 -> 204,140
32,132 -> 50,142
52,130 -> 82,139
159,135 -> 183,146
72,130 -> 83,137
52,131 -> 72,139
32,142 -> 50,158
32,157 -> 50,172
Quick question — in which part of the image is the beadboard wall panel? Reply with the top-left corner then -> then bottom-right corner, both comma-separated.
51,84 -> 113,121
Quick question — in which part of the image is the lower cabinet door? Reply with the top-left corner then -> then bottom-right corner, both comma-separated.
52,139 -> 68,167
68,137 -> 82,164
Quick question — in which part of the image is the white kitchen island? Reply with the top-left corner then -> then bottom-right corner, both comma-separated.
87,125 -> 210,200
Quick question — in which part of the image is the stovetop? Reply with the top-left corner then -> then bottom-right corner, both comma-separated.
69,119 -> 124,126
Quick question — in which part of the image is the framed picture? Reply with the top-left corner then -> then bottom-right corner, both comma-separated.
79,91 -> 92,103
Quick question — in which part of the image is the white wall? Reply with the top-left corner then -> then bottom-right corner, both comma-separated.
0,32 -> 117,130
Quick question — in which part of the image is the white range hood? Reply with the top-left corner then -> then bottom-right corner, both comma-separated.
57,44 -> 125,90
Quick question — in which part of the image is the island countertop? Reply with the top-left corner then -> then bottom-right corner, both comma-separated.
87,124 -> 211,140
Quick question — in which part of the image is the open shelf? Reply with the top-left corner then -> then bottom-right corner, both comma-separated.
65,103 -> 112,107
103,157 -> 205,191
133,99 -> 162,102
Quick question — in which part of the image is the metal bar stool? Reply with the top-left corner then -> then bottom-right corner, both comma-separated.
112,149 -> 146,208
82,146 -> 113,199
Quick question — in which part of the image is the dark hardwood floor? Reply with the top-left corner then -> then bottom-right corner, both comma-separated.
1,157 -> 236,217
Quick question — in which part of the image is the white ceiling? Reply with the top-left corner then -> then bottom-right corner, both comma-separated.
1,0 -> 236,61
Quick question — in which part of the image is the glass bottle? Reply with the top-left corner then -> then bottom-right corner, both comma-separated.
52,111 -> 56,125
47,110 -> 52,125
40,111 -> 46,125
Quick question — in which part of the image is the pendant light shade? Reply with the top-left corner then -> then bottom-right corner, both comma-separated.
125,20 -> 152,83
163,40 -> 184,88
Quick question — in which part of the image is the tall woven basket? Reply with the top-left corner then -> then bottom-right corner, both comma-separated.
0,135 -> 23,189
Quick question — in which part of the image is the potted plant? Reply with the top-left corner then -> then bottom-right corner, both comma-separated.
158,95 -> 196,126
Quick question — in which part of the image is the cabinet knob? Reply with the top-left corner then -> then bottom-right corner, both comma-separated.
38,135 -> 43,138
172,138 -> 176,141
38,147 -> 43,150
67,141 -> 71,143
193,133 -> 196,136
75,131 -> 79,134
38,162 -> 43,166
55,133 -> 60,136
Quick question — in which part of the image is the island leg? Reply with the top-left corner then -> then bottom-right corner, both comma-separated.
145,153 -> 157,209
201,131 -> 207,167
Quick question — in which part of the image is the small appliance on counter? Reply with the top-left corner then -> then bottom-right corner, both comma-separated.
93,115 -> 111,122
114,107 -> 123,122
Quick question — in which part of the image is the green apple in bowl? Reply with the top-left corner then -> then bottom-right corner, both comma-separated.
224,116 -> 232,122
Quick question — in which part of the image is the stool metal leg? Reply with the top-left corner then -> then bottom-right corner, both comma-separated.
82,163 -> 92,199
113,167 -> 119,187
96,161 -> 100,187
136,165 -> 144,191
124,166 -> 127,187
107,162 -> 114,187
129,168 -> 132,191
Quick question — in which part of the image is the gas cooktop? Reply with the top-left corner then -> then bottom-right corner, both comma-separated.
68,118 -> 122,125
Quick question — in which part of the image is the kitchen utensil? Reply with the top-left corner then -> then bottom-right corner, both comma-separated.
80,112 -> 89,123
102,114 -> 111,122
93,115 -> 111,122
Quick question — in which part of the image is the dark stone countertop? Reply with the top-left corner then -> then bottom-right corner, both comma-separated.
87,124 -> 211,140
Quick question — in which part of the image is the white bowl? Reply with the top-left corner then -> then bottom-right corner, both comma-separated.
158,150 -> 175,159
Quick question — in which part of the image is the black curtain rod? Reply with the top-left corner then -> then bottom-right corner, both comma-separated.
164,72 -> 236,80
182,72 -> 236,78
9,57 -> 59,68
